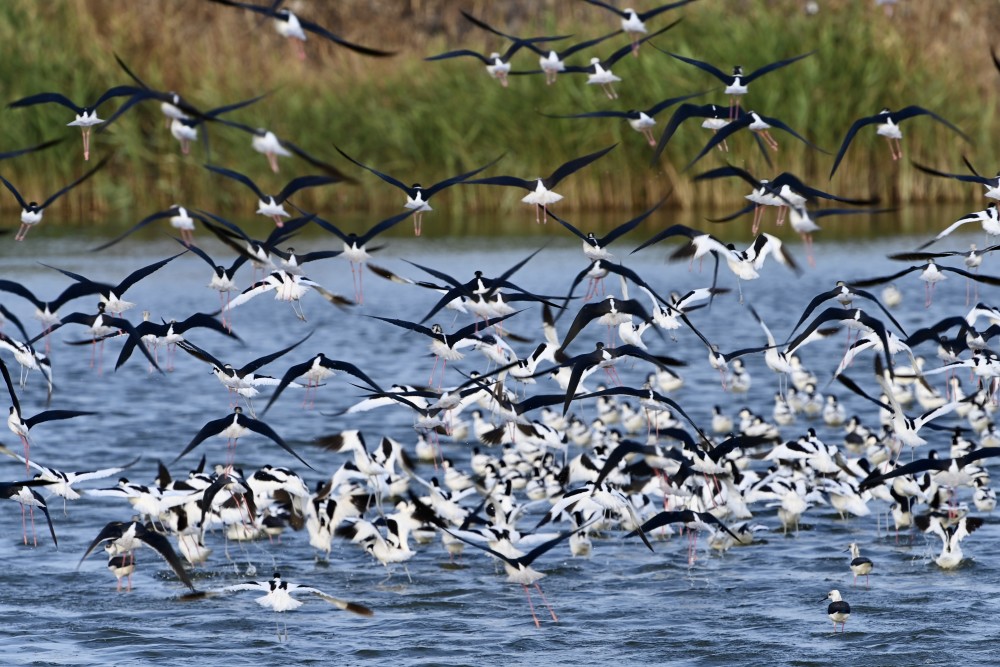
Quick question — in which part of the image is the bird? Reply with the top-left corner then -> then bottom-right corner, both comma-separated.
0,444 -> 138,513
7,85 -> 144,160
0,156 -> 109,241
203,163 -> 341,227
173,406 -> 314,471
912,158 -> 1000,202
849,260 -> 1000,308
846,543 -> 873,589
910,205 -> 1000,251
113,312 -> 238,372
91,204 -> 202,250
915,514 -> 984,569
309,209 -> 416,303
694,164 -> 878,232
174,333 -> 312,408
335,146 -> 502,235
559,22 -> 681,99
682,109 -> 825,170
0,305 -> 54,397
369,311 -> 520,386
0,478 -> 58,547
2,357 -> 95,470
665,50 -> 813,119
651,102 -> 739,161
552,195 -> 669,262
77,520 -> 195,592
517,30 -> 624,85
465,144 -> 616,223
262,353 -> 383,413
43,251 -> 185,316
824,590 -> 850,633
435,521 -> 590,628
224,269 -> 353,321
829,106 -> 969,177
425,11 -> 568,87
206,0 -> 394,60
222,572 -> 372,639
541,91 -> 708,146
581,0 -> 697,56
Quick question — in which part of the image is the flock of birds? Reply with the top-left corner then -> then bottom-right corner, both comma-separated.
3,0 -> 1000,639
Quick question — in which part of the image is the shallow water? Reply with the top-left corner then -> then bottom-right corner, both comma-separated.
0,216 -> 998,666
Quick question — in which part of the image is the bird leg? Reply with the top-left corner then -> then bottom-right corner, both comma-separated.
775,205 -> 787,226
19,435 -> 30,473
414,211 -> 423,236
752,204 -> 764,235
760,130 -> 779,151
496,71 -> 509,88
535,583 -> 558,622
602,83 -> 618,100
82,127 -> 91,161
272,214 -> 285,228
266,152 -> 280,174
643,128 -> 656,147
290,38 -> 307,62
523,585 -> 541,628
803,234 -> 816,268
15,223 -> 31,242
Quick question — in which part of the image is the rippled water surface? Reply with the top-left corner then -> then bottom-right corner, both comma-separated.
1,218 -> 999,666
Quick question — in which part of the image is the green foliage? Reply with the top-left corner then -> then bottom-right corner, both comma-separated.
0,0 -> 994,231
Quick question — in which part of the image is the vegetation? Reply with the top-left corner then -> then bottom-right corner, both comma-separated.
0,0 -> 997,230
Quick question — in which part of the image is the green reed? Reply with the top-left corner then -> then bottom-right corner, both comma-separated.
0,0 -> 995,230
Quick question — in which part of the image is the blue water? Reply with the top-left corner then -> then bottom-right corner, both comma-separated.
0,223 -> 998,666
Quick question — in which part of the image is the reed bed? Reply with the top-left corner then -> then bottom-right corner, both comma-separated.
0,0 -> 997,229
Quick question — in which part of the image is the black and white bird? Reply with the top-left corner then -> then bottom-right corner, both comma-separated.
581,0 -> 696,56
824,590 -> 850,633
0,157 -> 109,241
335,146 -> 502,235
0,478 -> 58,547
203,163 -> 341,227
7,86 -> 144,160
78,520 -> 195,592
846,542 -> 873,589
541,91 -> 708,146
206,0 -> 394,60
221,572 -> 372,639
829,106 -> 969,177
173,406 -> 313,470
425,11 -> 568,87
465,145 -> 617,223
665,50 -> 813,119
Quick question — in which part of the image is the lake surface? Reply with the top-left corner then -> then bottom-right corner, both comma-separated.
1,211 -> 998,666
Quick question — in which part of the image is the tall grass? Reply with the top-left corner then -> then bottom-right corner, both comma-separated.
0,0 -> 996,229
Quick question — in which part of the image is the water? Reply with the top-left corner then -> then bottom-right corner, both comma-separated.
0,219 -> 998,666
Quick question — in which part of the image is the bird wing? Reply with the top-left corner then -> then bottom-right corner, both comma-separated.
40,156 -> 111,210
742,51 -> 814,84
668,51 -> 730,82
292,15 -> 395,57
545,144 -> 617,187
243,416 -> 315,470
204,164 -> 265,199
829,114 -> 884,178
274,174 -> 338,203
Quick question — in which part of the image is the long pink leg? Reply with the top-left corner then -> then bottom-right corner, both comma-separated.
535,583 -> 558,622
82,128 -> 91,161
523,585 -> 541,628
